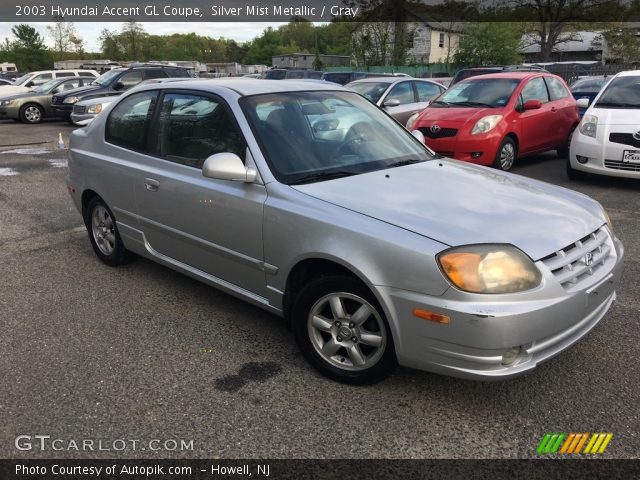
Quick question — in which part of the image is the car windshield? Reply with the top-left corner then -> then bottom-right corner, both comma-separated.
347,82 -> 390,103
432,78 -> 521,108
92,69 -> 121,86
32,79 -> 61,93
594,76 -> 640,108
571,77 -> 607,93
12,73 -> 31,86
241,91 -> 433,185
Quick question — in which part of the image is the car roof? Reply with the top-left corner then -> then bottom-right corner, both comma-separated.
614,69 -> 640,78
347,77 -> 409,85
133,78 -> 347,96
460,72 -> 552,81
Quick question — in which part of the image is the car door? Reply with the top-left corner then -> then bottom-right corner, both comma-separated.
544,75 -> 578,146
133,90 -> 268,298
517,76 -> 555,153
113,70 -> 143,93
380,80 -> 418,125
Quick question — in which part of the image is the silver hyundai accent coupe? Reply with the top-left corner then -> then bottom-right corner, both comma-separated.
67,79 -> 624,384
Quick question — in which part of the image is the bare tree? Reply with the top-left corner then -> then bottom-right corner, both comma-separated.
46,16 -> 79,56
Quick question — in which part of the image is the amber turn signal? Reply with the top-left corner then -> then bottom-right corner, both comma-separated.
413,308 -> 450,324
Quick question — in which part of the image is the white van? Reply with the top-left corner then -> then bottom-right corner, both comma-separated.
0,69 -> 99,97
0,62 -> 18,73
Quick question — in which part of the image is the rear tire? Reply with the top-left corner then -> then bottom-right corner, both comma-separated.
292,275 -> 397,384
493,137 -> 517,171
84,196 -> 134,266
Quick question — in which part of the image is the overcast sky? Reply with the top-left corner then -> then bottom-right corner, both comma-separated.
0,22 -> 287,52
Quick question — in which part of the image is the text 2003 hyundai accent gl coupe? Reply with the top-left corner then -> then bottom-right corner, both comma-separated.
67,80 -> 623,384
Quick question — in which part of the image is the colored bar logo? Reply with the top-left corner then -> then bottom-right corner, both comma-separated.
537,433 -> 613,455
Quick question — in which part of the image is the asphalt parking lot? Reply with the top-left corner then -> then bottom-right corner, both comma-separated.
1,119 -> 638,460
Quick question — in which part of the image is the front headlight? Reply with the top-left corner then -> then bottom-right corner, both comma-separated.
579,114 -> 598,138
471,115 -> 503,135
438,245 -> 542,294
87,104 -> 103,114
602,208 -> 613,232
406,112 -> 420,130
1,99 -> 14,106
63,96 -> 79,104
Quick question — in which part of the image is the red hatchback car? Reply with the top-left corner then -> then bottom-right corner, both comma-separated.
408,72 -> 579,171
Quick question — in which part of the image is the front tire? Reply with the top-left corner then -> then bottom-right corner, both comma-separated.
20,103 -> 44,124
557,127 -> 575,159
493,137 -> 517,171
292,275 -> 397,384
84,196 -> 134,266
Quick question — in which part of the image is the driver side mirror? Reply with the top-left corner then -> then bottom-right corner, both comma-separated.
113,81 -> 125,91
523,99 -> 542,110
51,88 -> 59,94
202,152 -> 257,183
411,130 -> 425,143
383,98 -> 401,108
576,97 -> 590,108
25,81 -> 34,88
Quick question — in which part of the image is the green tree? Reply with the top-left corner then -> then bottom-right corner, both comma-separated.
120,21 -> 146,60
7,25 -> 52,70
244,28 -> 282,65
454,23 -> 523,66
46,16 -> 80,57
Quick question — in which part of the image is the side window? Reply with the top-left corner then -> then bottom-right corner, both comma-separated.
154,93 -> 246,169
545,76 -> 570,101
106,91 -> 157,152
415,81 -> 443,102
385,82 -> 415,105
32,73 -> 52,85
144,69 -> 167,80
520,77 -> 550,103
55,79 -> 81,92
117,71 -> 143,90
56,72 -> 74,77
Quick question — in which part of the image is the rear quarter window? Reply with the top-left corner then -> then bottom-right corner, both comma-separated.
105,90 -> 158,152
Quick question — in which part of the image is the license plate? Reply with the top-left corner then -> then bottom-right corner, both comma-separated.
623,150 -> 640,163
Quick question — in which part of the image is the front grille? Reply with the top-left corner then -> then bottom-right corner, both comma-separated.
540,227 -> 611,289
609,132 -> 640,148
605,159 -> 640,171
73,105 -> 86,114
51,96 -> 60,105
418,127 -> 458,139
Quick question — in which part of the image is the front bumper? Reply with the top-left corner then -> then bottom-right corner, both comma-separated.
70,112 -> 96,126
51,104 -> 73,119
420,126 -> 503,165
377,235 -> 624,380
570,129 -> 640,178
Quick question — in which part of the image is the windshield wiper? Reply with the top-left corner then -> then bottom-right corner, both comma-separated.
432,100 -> 450,106
289,171 -> 357,185
448,101 -> 495,107
595,101 -> 640,108
387,159 -> 426,168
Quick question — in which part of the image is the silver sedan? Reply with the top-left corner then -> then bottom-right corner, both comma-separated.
67,79 -> 623,384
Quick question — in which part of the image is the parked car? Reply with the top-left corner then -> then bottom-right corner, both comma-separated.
263,69 -> 322,80
451,65 -> 547,86
0,76 -> 93,123
0,69 -> 98,97
568,70 -> 640,179
408,72 -> 579,171
346,77 -> 446,126
570,75 -> 609,117
70,95 -> 117,126
67,79 -> 622,384
321,71 -> 392,85
51,64 -> 193,121
0,78 -> 12,86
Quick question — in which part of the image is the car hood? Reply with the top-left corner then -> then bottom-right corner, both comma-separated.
292,159 -> 604,260
75,95 -> 117,106
417,106 -> 500,126
587,106 -> 640,125
0,86 -> 30,98
0,91 -> 44,101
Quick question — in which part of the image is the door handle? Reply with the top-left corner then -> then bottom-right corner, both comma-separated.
144,178 -> 160,192
551,106 -> 557,112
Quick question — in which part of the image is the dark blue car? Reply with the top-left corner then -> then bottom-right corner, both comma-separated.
570,76 -> 608,117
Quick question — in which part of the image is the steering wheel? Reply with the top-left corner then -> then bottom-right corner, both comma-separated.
333,122 -> 373,159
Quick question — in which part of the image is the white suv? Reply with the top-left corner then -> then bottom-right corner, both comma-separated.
0,70 -> 99,97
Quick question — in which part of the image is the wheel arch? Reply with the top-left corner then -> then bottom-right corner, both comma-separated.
283,256 -> 381,329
